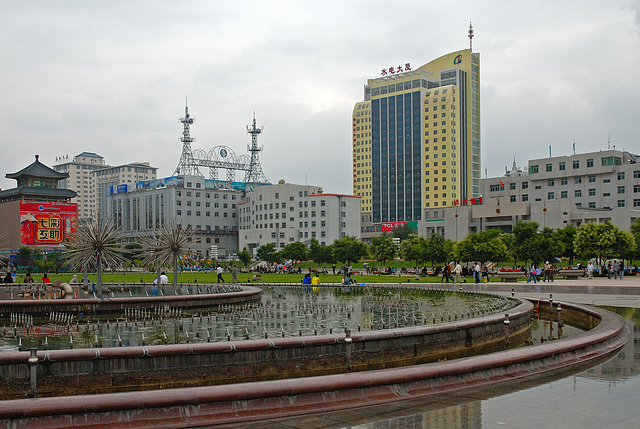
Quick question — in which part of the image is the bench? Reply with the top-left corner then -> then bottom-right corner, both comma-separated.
496,271 -> 526,282
557,270 -> 584,280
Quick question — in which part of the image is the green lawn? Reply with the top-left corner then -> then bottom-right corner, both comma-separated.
13,270 -> 498,285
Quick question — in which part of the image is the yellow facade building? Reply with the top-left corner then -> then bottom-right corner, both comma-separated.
353,49 -> 480,226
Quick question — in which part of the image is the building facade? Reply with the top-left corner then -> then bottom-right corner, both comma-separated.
54,153 -> 157,223
420,149 -> 640,240
238,181 -> 361,256
0,155 -> 77,250
353,49 -> 480,227
105,175 -> 240,259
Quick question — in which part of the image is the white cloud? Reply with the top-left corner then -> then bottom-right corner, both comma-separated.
1,0 -> 639,196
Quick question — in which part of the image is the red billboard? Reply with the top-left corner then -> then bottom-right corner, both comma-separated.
20,201 -> 77,246
381,222 -> 406,232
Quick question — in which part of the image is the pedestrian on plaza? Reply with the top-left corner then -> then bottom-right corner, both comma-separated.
473,262 -> 481,283
24,273 -> 34,283
216,265 -> 224,283
527,264 -> 538,283
41,273 -> 51,284
4,272 -> 13,283
453,262 -> 463,284
482,264 -> 489,282
620,260 -> 625,279
587,262 -> 594,279
543,262 -> 551,282
231,265 -> 239,283
441,263 -> 451,283
612,260 -> 620,279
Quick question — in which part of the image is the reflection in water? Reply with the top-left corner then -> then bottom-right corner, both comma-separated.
252,307 -> 639,429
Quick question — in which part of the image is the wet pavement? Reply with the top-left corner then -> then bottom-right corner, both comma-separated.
217,276 -> 640,428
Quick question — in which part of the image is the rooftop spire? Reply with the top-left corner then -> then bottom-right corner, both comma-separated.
468,21 -> 474,51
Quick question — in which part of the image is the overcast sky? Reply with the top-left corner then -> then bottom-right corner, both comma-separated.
2,1 -> 639,194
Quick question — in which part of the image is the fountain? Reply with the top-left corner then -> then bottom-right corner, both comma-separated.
0,283 -> 629,428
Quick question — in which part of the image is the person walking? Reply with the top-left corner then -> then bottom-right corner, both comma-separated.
441,263 -> 451,283
216,265 -> 224,283
231,265 -> 239,283
453,262 -> 463,284
587,262 -> 594,279
527,264 -> 538,283
473,262 -> 481,283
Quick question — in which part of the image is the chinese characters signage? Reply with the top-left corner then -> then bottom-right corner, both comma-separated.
381,63 -> 411,76
381,222 -> 406,232
20,201 -> 77,246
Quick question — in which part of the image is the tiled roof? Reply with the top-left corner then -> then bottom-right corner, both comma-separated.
6,155 -> 69,180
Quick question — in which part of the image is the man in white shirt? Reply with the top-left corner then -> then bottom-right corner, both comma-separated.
454,262 -> 463,284
216,265 -> 224,283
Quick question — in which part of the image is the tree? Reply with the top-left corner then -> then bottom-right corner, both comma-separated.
400,236 -> 428,266
332,236 -> 368,266
309,239 -> 334,265
237,249 -> 252,268
256,243 -> 280,263
453,229 -> 508,264
511,221 -> 540,266
139,222 -> 197,289
574,221 -> 636,271
425,233 -> 454,266
369,235 -> 397,269
555,225 -> 577,266
66,218 -> 128,295
279,241 -> 308,262
628,219 -> 640,265
16,246 -> 35,270
539,227 -> 564,265
391,223 -> 415,241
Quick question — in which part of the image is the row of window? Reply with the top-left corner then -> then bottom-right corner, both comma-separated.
175,210 -> 236,218
531,156 -> 624,174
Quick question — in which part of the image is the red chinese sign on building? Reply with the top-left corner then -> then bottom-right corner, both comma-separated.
381,221 -> 406,232
381,63 -> 412,76
20,201 -> 77,246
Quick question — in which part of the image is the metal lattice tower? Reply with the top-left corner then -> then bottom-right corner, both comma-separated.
244,114 -> 269,185
173,100 -> 203,176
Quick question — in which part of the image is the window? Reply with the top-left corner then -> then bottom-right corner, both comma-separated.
588,189 -> 596,196
618,186 -> 626,194
618,200 -> 626,207
634,199 -> 640,207
561,178 -> 568,186
574,177 -> 582,184
546,163 -> 553,172
548,179 -> 555,186
561,191 -> 568,199
547,192 -> 555,200
589,202 -> 596,208
529,165 -> 539,174
617,172 -> 625,180
510,195 -> 516,202
634,171 -> 640,179
522,182 -> 529,190
588,175 -> 596,183
559,162 -> 566,171
587,158 -> 594,168
575,190 -> 582,198
573,160 -> 580,169
522,194 -> 529,202
510,183 -> 516,190
634,185 -> 640,193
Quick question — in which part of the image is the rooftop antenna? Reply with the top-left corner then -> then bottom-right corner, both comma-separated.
173,98 -> 202,176
573,139 -> 576,155
468,21 -> 474,51
244,112 -> 269,187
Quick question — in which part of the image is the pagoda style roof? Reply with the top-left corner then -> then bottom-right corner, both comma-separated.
75,151 -> 103,158
0,187 -> 77,200
6,155 -> 69,180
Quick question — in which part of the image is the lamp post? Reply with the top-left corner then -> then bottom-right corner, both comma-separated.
455,210 -> 459,242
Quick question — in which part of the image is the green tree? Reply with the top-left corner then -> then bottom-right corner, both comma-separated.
237,249 -> 252,268
400,236 -> 428,266
16,246 -> 35,270
309,239 -> 334,265
539,227 -> 564,266
332,236 -> 368,266
369,235 -> 397,269
511,221 -> 540,266
574,221 -> 636,271
391,223 -> 416,241
555,225 -> 578,266
256,243 -> 280,263
454,229 -> 508,264
629,219 -> 640,265
426,234 -> 454,266
279,241 -> 308,262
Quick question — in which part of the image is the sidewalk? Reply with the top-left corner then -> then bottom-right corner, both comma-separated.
481,275 -> 640,308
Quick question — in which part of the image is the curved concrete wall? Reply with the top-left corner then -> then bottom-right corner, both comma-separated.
0,300 -> 629,428
0,299 -> 531,398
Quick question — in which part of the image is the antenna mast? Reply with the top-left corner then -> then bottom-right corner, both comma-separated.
244,113 -> 268,186
174,98 -> 202,176
468,21 -> 474,51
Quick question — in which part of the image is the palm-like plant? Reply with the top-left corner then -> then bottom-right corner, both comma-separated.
66,219 -> 128,295
140,222 -> 197,289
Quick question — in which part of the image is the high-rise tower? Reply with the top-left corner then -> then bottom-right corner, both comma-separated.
353,48 -> 480,224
